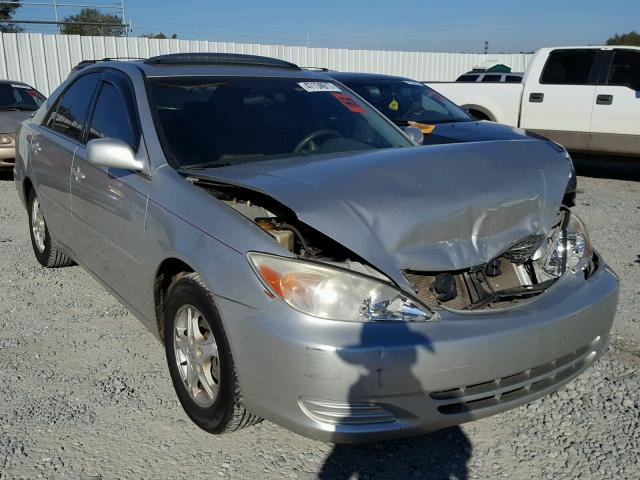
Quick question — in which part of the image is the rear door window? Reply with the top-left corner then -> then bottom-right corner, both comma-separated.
540,49 -> 598,85
607,50 -> 640,89
481,74 -> 502,83
47,73 -> 100,141
88,82 -> 137,147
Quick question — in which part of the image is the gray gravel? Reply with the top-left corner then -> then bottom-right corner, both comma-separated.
1,159 -> 639,480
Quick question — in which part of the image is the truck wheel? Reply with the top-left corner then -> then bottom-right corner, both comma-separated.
28,189 -> 74,268
164,272 -> 261,433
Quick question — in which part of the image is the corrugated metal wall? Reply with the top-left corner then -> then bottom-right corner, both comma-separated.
0,32 -> 533,96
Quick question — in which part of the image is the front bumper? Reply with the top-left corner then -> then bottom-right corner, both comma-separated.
0,145 -> 16,168
216,256 -> 618,443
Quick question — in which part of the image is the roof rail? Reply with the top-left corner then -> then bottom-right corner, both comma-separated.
144,53 -> 300,70
70,57 -> 146,74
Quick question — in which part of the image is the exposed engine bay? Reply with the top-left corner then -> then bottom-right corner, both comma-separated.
188,176 -> 585,312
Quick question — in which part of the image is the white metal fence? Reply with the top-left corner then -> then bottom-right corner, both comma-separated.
0,32 -> 533,96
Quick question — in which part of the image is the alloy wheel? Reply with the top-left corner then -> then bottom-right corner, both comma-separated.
173,304 -> 221,408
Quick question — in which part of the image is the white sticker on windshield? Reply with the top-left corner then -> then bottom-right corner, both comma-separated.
404,80 -> 423,86
297,82 -> 341,93
11,83 -> 29,88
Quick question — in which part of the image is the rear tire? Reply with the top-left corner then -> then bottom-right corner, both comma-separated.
27,189 -> 74,268
164,272 -> 261,434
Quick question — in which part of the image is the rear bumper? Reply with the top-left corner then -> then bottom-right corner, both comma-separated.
215,256 -> 619,443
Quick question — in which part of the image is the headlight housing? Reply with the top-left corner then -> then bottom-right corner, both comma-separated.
248,253 -> 437,322
0,133 -> 15,146
539,211 -> 593,278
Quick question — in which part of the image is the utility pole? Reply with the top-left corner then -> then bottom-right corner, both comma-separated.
52,0 -> 60,33
306,32 -> 310,48
484,41 -> 489,54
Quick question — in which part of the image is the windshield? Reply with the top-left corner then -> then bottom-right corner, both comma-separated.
0,83 -> 45,111
344,79 -> 472,125
147,76 -> 412,169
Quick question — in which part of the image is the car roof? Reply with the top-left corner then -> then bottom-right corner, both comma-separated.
327,72 -> 413,83
75,54 -> 337,81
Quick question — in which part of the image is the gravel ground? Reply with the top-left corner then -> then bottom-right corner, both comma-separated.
1,158 -> 639,480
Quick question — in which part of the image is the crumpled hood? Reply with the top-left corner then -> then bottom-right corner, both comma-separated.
192,140 -> 569,283
0,110 -> 32,133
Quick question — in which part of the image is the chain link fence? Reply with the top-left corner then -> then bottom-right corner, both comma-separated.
1,20 -> 129,36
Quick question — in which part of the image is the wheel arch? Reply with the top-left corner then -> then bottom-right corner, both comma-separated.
154,257 -> 195,341
23,176 -> 34,203
462,104 -> 495,121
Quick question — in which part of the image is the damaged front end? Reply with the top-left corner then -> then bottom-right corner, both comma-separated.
405,208 -> 595,311
185,172 -> 594,317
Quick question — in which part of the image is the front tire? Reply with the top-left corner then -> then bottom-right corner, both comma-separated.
27,189 -> 74,268
164,272 -> 261,433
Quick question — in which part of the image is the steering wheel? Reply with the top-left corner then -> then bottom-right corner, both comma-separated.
293,129 -> 342,154
403,105 -> 426,118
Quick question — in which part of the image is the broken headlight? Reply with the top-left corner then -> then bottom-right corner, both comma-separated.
248,253 -> 437,322
539,211 -> 593,277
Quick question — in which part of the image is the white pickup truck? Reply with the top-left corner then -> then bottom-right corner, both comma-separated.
425,46 -> 640,156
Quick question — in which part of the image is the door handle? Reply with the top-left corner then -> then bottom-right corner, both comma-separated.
596,94 -> 613,105
71,166 -> 86,181
529,92 -> 544,103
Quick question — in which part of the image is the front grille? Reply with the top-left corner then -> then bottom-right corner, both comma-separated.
405,258 -> 524,310
502,234 -> 545,264
404,234 -> 549,311
299,397 -> 396,425
430,336 -> 602,415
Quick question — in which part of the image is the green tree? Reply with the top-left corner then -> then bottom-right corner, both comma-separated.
142,32 -> 178,40
61,8 -> 125,36
0,0 -> 22,33
606,31 -> 640,46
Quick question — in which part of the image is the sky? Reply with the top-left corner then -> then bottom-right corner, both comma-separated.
13,0 -> 640,53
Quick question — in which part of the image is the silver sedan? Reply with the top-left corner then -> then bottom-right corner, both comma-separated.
14,53 -> 618,443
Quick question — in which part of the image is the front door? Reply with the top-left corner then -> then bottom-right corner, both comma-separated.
69,72 -> 152,318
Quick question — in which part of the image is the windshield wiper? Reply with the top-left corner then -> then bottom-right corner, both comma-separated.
181,162 -> 233,170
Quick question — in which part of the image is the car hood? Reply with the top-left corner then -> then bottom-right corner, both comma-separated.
419,120 -> 535,146
190,140 -> 568,285
0,110 -> 33,133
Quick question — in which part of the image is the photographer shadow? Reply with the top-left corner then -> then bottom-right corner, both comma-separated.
318,320 -> 472,479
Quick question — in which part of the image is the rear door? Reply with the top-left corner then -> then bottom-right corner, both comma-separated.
69,70 -> 151,310
520,48 -> 599,151
589,48 -> 640,155
30,72 -> 100,250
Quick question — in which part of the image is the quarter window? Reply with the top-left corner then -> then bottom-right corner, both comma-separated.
47,73 -> 100,141
88,83 -> 137,147
607,50 -> 640,89
540,49 -> 597,85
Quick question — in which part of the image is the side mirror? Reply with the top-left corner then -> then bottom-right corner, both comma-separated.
403,126 -> 424,145
87,138 -> 143,171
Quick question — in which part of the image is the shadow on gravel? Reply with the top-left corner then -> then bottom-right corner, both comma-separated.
0,170 -> 14,181
318,319 -> 471,479
318,427 -> 471,479
572,154 -> 640,182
